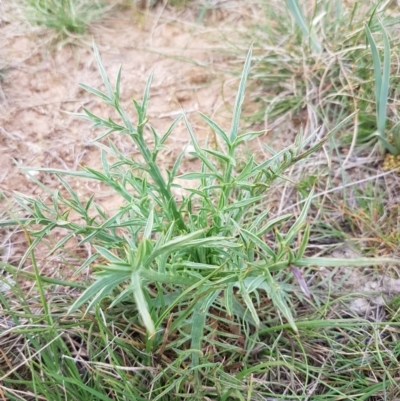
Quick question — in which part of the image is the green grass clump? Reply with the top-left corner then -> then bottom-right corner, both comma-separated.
248,1 -> 400,155
25,0 -> 107,35
166,0 -> 191,6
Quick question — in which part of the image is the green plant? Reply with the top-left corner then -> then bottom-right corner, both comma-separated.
3,43 -> 399,399
245,1 -> 400,159
365,19 -> 400,155
285,0 -> 321,54
25,0 -> 107,35
167,0 -> 190,6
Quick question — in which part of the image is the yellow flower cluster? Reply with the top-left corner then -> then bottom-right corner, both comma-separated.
382,153 -> 400,171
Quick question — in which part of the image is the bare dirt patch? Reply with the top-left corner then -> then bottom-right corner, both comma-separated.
0,3 -> 256,204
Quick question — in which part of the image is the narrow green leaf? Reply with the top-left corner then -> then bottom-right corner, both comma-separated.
200,290 -> 221,313
94,246 -> 124,264
146,235 -> 241,266
252,146 -> 292,175
229,46 -> 253,142
286,0 -> 321,53
232,130 -> 265,147
2,263 -> 87,289
144,229 -> 206,264
109,285 -> 133,308
297,256 -> 400,267
46,371 -> 114,401
199,112 -> 230,147
257,214 -> 292,237
183,113 -> 222,177
68,272 -> 129,314
97,263 -> 132,273
142,72 -> 153,113
131,271 -> 155,335
231,297 -> 266,328
285,189 -> 313,245
79,83 -> 112,103
264,269 -> 298,333
168,150 -> 186,185
235,156 -> 254,182
141,269 -> 197,286
241,289 -> 260,328
203,148 -> 234,165
115,65 -> 122,99
236,360 -> 295,381
174,261 -> 219,270
178,172 -> 220,180
286,0 -> 309,37
132,98 -> 142,118
134,239 -> 153,271
93,41 -> 114,99
224,283 -> 234,316
295,223 -> 310,261
241,276 -> 266,294
237,225 -> 275,259
224,195 -> 264,212
365,24 -> 382,111
100,149 -> 110,177
191,303 -> 207,367
160,114 -> 183,145
379,21 -> 391,135
143,207 -> 154,240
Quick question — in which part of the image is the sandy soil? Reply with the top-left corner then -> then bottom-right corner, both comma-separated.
0,2 -> 260,204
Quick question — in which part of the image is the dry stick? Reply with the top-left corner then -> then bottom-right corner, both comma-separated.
277,165 -> 296,215
277,49 -> 317,216
0,386 -> 6,401
317,55 -> 336,135
62,356 -> 157,373
149,0 -> 169,48
304,57 -> 333,223
314,125 -> 331,223
0,332 -> 63,381
281,166 -> 400,214
315,53 -> 359,220
156,313 -> 173,356
336,56 -> 359,173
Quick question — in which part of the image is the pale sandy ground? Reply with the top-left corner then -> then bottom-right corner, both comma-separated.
0,3 -> 247,200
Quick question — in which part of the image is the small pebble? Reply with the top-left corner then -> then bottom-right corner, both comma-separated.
184,144 -> 197,161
